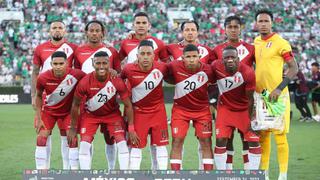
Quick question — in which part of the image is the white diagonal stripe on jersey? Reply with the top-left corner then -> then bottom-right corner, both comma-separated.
236,44 -> 249,62
40,43 -> 74,73
131,69 -> 163,103
174,71 -> 208,99
82,47 -> 113,74
198,45 -> 209,59
127,38 -> 159,64
46,74 -> 78,106
86,81 -> 116,112
217,71 -> 244,95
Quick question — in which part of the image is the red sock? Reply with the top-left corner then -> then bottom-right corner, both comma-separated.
170,159 -> 181,170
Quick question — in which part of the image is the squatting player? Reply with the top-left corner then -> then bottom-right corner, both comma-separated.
121,40 -> 169,170
35,51 -> 85,169
212,46 -> 261,170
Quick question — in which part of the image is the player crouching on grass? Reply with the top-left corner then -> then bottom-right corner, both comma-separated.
212,46 -> 261,170
168,44 -> 214,170
67,51 -> 136,170
35,51 -> 86,169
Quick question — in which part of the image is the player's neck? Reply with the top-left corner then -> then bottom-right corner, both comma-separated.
138,64 -> 153,72
182,40 -> 197,46
135,33 -> 148,40
88,42 -> 102,48
261,31 -> 274,40
95,72 -> 109,82
51,39 -> 64,46
227,39 -> 240,45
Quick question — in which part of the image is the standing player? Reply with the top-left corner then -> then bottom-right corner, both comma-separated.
212,46 -> 261,170
35,51 -> 85,169
121,40 -> 169,170
67,51 -> 134,170
310,62 -> 320,121
31,20 -> 77,169
119,12 -> 169,170
169,44 -> 214,170
212,15 -> 255,170
166,20 -> 213,170
74,20 -> 120,170
254,9 -> 298,180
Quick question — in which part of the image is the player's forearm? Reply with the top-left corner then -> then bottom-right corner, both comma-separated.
31,67 -> 40,97
124,104 -> 134,126
35,93 -> 43,120
276,59 -> 298,91
70,98 -> 80,128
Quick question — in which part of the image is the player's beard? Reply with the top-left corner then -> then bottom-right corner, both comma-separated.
52,36 -> 63,41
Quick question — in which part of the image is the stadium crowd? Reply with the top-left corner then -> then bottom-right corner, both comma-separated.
0,0 -> 319,85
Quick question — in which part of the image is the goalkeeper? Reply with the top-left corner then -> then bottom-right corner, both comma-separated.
253,9 -> 298,180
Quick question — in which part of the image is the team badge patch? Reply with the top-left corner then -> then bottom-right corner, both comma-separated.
266,42 -> 272,48
197,75 -> 205,82
67,78 -> 73,86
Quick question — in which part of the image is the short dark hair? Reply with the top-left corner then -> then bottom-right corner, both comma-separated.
85,20 -> 105,33
49,20 -> 65,27
223,45 -> 238,53
134,12 -> 149,21
94,51 -> 109,58
183,44 -> 199,54
180,20 -> 199,31
255,9 -> 273,21
311,62 -> 319,68
224,16 -> 242,28
51,51 -> 67,60
138,40 -> 154,49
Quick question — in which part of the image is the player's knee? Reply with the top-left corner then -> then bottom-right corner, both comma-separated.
274,134 -> 288,145
59,129 -> 67,136
172,137 -> 184,149
80,135 -> 94,144
36,136 -> 48,146
216,138 -> 228,147
114,134 -> 125,143
226,139 -> 234,150
69,136 -> 78,148
198,137 -> 212,149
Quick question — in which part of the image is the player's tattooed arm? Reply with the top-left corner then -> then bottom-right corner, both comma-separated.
123,97 -> 140,145
31,64 -> 40,110
35,88 -> 44,134
246,90 -> 255,121
68,96 -> 81,145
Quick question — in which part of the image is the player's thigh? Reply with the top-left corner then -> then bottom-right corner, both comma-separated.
215,106 -> 235,139
151,120 -> 169,147
79,116 -> 100,141
105,117 -> 126,143
41,112 -> 58,131
57,114 -> 71,130
171,108 -> 190,138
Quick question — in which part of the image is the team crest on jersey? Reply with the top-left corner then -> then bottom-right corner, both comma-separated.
107,86 -> 115,94
153,71 -> 161,79
66,78 -> 73,86
234,75 -> 241,83
266,42 -> 272,48
197,74 -> 205,82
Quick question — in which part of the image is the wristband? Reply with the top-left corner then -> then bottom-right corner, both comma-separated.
128,124 -> 135,132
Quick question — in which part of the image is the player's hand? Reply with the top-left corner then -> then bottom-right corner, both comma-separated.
269,88 -> 282,102
126,31 -> 135,39
109,68 -> 118,79
35,119 -> 44,134
31,96 -> 37,110
128,131 -> 140,146
67,128 -> 77,145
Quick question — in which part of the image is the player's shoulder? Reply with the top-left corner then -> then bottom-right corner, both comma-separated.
149,36 -> 165,45
65,41 -> 78,49
239,63 -> 255,75
123,63 -> 136,71
241,41 -> 254,48
70,68 -> 86,77
38,69 -> 52,80
35,40 -> 50,49
167,43 -> 179,49
274,34 -> 291,45
111,76 -> 125,87
74,43 -> 88,52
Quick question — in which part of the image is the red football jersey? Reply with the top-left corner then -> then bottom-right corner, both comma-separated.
167,42 -> 213,64
75,72 -> 129,117
74,43 -> 120,73
119,36 -> 169,64
169,60 -> 214,111
121,62 -> 168,112
211,61 -> 255,111
36,68 -> 86,116
33,40 -> 78,73
212,41 -> 255,66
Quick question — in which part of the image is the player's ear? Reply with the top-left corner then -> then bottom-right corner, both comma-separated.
91,58 -> 95,67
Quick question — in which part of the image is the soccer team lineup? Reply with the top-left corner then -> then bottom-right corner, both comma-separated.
29,9 -> 302,180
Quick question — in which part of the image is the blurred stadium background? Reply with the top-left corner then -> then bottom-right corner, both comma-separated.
0,0 -> 319,179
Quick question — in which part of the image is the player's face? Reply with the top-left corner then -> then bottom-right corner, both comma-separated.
183,50 -> 200,70
182,23 -> 198,43
51,57 -> 67,77
222,49 -> 239,73
133,16 -> 150,36
93,57 -> 109,77
49,22 -> 66,42
225,20 -> 241,42
137,46 -> 154,69
86,23 -> 104,44
311,65 -> 319,73
256,13 -> 272,36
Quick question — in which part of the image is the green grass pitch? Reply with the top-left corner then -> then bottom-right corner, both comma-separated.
0,104 -> 319,179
